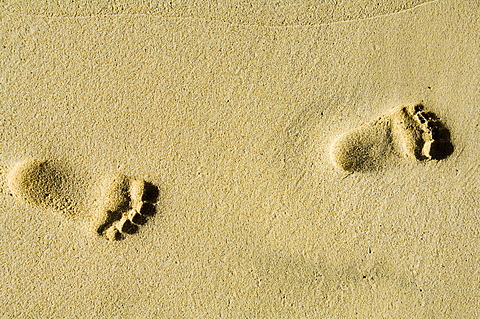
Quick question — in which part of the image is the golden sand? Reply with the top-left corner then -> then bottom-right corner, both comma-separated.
0,0 -> 479,317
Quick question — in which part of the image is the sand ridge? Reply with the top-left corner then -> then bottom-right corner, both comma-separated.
2,0 -> 435,27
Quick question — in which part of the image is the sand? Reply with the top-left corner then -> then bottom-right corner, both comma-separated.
1,0 -> 479,317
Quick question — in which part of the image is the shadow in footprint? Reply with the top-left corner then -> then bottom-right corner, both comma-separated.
142,181 -> 160,203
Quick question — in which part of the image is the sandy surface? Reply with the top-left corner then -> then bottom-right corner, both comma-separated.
1,0 -> 479,317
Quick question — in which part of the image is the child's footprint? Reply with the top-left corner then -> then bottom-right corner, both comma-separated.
330,103 -> 454,172
5,158 -> 159,240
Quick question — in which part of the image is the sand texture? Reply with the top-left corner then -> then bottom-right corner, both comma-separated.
1,0 -> 479,317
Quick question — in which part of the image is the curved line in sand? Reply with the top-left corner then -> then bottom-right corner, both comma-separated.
3,0 -> 439,28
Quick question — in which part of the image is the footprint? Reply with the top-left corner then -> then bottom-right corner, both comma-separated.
330,103 -> 453,172
5,158 -> 159,240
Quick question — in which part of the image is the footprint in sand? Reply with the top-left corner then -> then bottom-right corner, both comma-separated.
330,103 -> 454,172
4,158 -> 159,240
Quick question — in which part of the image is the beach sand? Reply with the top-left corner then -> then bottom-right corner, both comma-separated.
1,0 -> 479,317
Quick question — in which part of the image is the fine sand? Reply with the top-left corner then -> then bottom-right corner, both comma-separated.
1,0 -> 479,317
